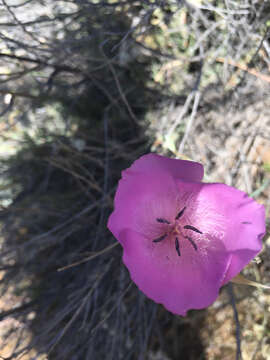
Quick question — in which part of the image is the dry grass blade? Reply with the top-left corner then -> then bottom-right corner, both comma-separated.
58,242 -> 120,272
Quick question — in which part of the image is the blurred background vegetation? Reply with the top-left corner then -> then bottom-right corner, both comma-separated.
0,0 -> 269,359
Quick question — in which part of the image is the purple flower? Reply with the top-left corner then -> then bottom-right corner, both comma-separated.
108,154 -> 265,315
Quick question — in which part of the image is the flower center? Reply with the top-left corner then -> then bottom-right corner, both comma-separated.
153,206 -> 202,256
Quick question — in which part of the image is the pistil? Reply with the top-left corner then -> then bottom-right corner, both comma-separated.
175,206 -> 186,220
153,206 -> 202,256
153,234 -> 167,243
156,218 -> 171,224
175,237 -> 181,256
183,225 -> 203,234
184,236 -> 198,251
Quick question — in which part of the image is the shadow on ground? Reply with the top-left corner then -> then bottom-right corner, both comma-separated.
0,3 -> 208,360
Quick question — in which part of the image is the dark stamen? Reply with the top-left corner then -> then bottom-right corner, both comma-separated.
175,206 -> 186,220
175,237 -> 181,256
242,221 -> 252,225
183,225 -> 203,234
184,236 -> 198,251
153,234 -> 167,243
156,218 -> 170,224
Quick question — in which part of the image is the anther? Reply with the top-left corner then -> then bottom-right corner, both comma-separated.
184,236 -> 198,251
153,234 -> 167,243
175,206 -> 186,220
183,225 -> 202,234
175,237 -> 181,256
156,218 -> 170,224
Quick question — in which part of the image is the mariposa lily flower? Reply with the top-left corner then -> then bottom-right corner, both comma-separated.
108,154 -> 265,315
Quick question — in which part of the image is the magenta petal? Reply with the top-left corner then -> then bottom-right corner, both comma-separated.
120,229 -> 230,315
194,183 -> 265,284
123,153 -> 204,182
108,171 -> 179,240
107,154 -> 266,315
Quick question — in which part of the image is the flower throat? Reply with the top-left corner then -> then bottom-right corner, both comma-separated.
153,206 -> 203,256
